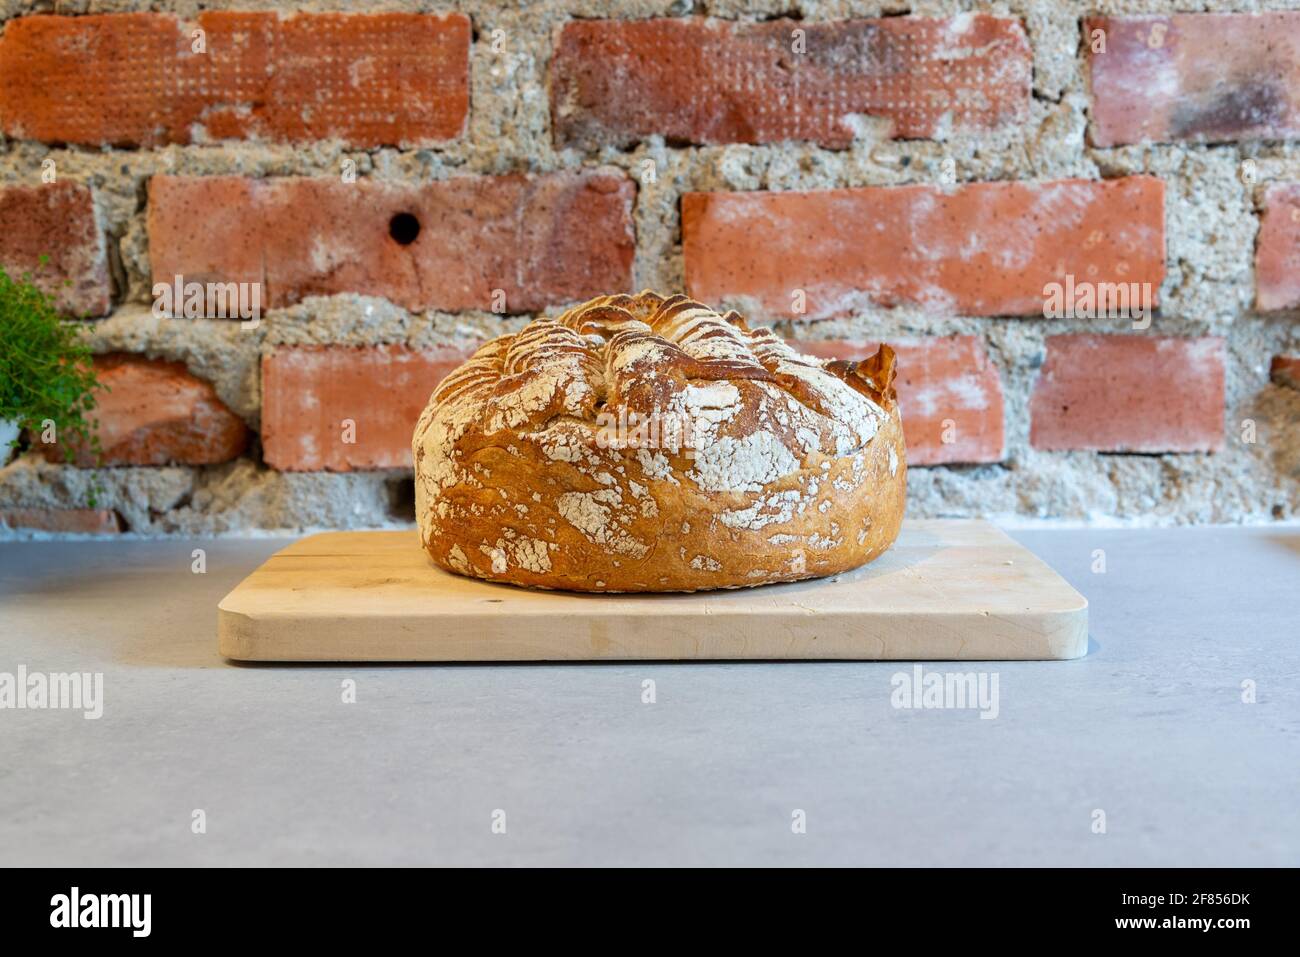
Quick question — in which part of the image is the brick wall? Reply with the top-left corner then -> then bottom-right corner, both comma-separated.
1,1 -> 1297,535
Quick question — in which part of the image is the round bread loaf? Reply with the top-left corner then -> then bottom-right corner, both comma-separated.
413,291 -> 906,592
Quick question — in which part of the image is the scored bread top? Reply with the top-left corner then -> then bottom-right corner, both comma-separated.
413,290 -> 904,591
420,291 -> 896,491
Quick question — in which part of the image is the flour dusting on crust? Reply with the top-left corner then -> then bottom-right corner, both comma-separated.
413,291 -> 906,592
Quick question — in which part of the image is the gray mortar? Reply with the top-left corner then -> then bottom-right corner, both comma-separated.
0,0 -> 1297,537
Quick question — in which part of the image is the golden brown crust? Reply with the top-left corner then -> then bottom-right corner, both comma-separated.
413,291 -> 907,592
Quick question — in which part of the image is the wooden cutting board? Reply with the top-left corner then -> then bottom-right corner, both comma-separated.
217,520 -> 1087,662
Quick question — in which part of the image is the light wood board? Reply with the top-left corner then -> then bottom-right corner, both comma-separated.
217,520 -> 1088,662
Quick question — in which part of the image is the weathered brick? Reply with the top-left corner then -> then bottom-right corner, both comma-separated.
148,171 -> 636,314
1255,184 -> 1300,311
1086,13 -> 1300,147
1030,335 -> 1225,453
0,181 -> 109,316
1271,355 -> 1300,390
0,12 -> 470,148
0,508 -> 121,534
37,354 -> 248,466
262,346 -> 471,471
552,15 -> 1031,149
683,177 -> 1165,319
790,337 -> 1004,465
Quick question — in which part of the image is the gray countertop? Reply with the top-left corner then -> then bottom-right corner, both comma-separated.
1,525 -> 1297,867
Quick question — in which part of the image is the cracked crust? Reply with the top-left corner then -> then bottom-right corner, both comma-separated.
413,291 -> 907,592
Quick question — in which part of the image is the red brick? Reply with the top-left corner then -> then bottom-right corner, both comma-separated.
683,177 -> 1165,319
0,181 -> 109,316
1255,184 -> 1300,311
0,12 -> 469,148
1030,335 -> 1225,453
790,337 -> 1004,465
148,172 -> 636,314
552,15 -> 1031,149
0,508 -> 121,534
37,354 -> 249,466
1086,13 -> 1300,147
1271,355 -> 1300,390
262,345 -> 471,471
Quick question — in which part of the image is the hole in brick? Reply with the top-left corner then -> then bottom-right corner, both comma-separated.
389,212 -> 421,246
386,476 -> 416,521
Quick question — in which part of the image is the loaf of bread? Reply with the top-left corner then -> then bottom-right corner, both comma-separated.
413,291 -> 906,592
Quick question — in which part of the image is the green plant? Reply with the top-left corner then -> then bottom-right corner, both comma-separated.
0,258 -> 103,467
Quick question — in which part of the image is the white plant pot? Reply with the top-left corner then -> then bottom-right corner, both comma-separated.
0,418 -> 19,466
